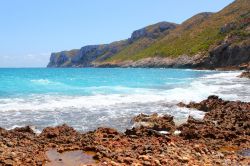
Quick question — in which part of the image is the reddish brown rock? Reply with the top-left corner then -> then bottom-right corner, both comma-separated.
178,96 -> 250,142
239,71 -> 250,79
125,113 -> 176,138
0,96 -> 249,165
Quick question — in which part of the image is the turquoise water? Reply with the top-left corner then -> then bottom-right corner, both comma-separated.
0,68 -> 249,132
0,68 -> 205,96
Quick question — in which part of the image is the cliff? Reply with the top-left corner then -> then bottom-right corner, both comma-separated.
48,0 -> 250,69
47,22 -> 177,67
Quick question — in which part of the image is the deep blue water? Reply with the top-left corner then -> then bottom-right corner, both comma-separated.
0,68 -> 249,132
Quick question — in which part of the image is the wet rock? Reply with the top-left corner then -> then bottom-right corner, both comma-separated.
41,127 -> 59,138
40,124 -> 77,139
126,113 -> 176,137
178,95 -> 250,152
238,148 -> 250,157
239,71 -> 250,79
11,126 -> 36,135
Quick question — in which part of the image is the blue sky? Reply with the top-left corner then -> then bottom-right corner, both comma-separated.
0,0 -> 234,67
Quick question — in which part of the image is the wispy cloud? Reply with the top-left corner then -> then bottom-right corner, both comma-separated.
0,52 -> 51,67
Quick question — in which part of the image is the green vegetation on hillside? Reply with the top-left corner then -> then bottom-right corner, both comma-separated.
106,0 -> 250,62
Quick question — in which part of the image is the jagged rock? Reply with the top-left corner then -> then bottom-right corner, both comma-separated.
125,113 -> 176,137
178,95 -> 250,140
220,23 -> 237,34
11,126 -> 36,135
239,71 -> 250,78
197,35 -> 250,69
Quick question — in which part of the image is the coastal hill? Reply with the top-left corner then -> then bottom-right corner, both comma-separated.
48,0 -> 250,69
47,22 -> 178,67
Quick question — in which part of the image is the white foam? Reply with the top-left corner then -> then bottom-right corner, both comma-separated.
31,79 -> 52,84
30,79 -> 73,90
1,71 -> 249,112
0,70 -> 249,131
7,125 -> 23,130
0,93 -> 163,111
202,71 -> 241,79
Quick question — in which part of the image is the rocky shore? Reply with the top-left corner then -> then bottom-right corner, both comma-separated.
0,96 -> 249,165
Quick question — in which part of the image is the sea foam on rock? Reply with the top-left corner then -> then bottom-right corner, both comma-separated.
239,71 -> 250,79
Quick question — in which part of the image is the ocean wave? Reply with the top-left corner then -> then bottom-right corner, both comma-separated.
202,71 -> 241,79
30,79 -> 72,88
30,79 -> 53,84
0,93 -> 165,111
1,71 -> 249,111
0,70 -> 249,131
0,99 -> 205,132
183,69 -> 214,72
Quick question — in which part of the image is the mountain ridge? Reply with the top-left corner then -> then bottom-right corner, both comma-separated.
47,21 -> 177,67
48,0 -> 250,69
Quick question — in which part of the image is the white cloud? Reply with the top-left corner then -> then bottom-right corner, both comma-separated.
0,52 -> 51,67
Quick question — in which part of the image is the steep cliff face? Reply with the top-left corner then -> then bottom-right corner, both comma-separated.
200,40 -> 250,69
71,45 -> 112,67
47,50 -> 78,67
129,22 -> 177,42
47,22 -> 177,67
48,0 -> 250,69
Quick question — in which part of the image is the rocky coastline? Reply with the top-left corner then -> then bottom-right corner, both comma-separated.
0,96 -> 249,165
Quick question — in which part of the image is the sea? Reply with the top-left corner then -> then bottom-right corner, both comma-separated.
0,68 -> 249,132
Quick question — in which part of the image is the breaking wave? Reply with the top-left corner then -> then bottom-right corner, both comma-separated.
0,69 -> 249,132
